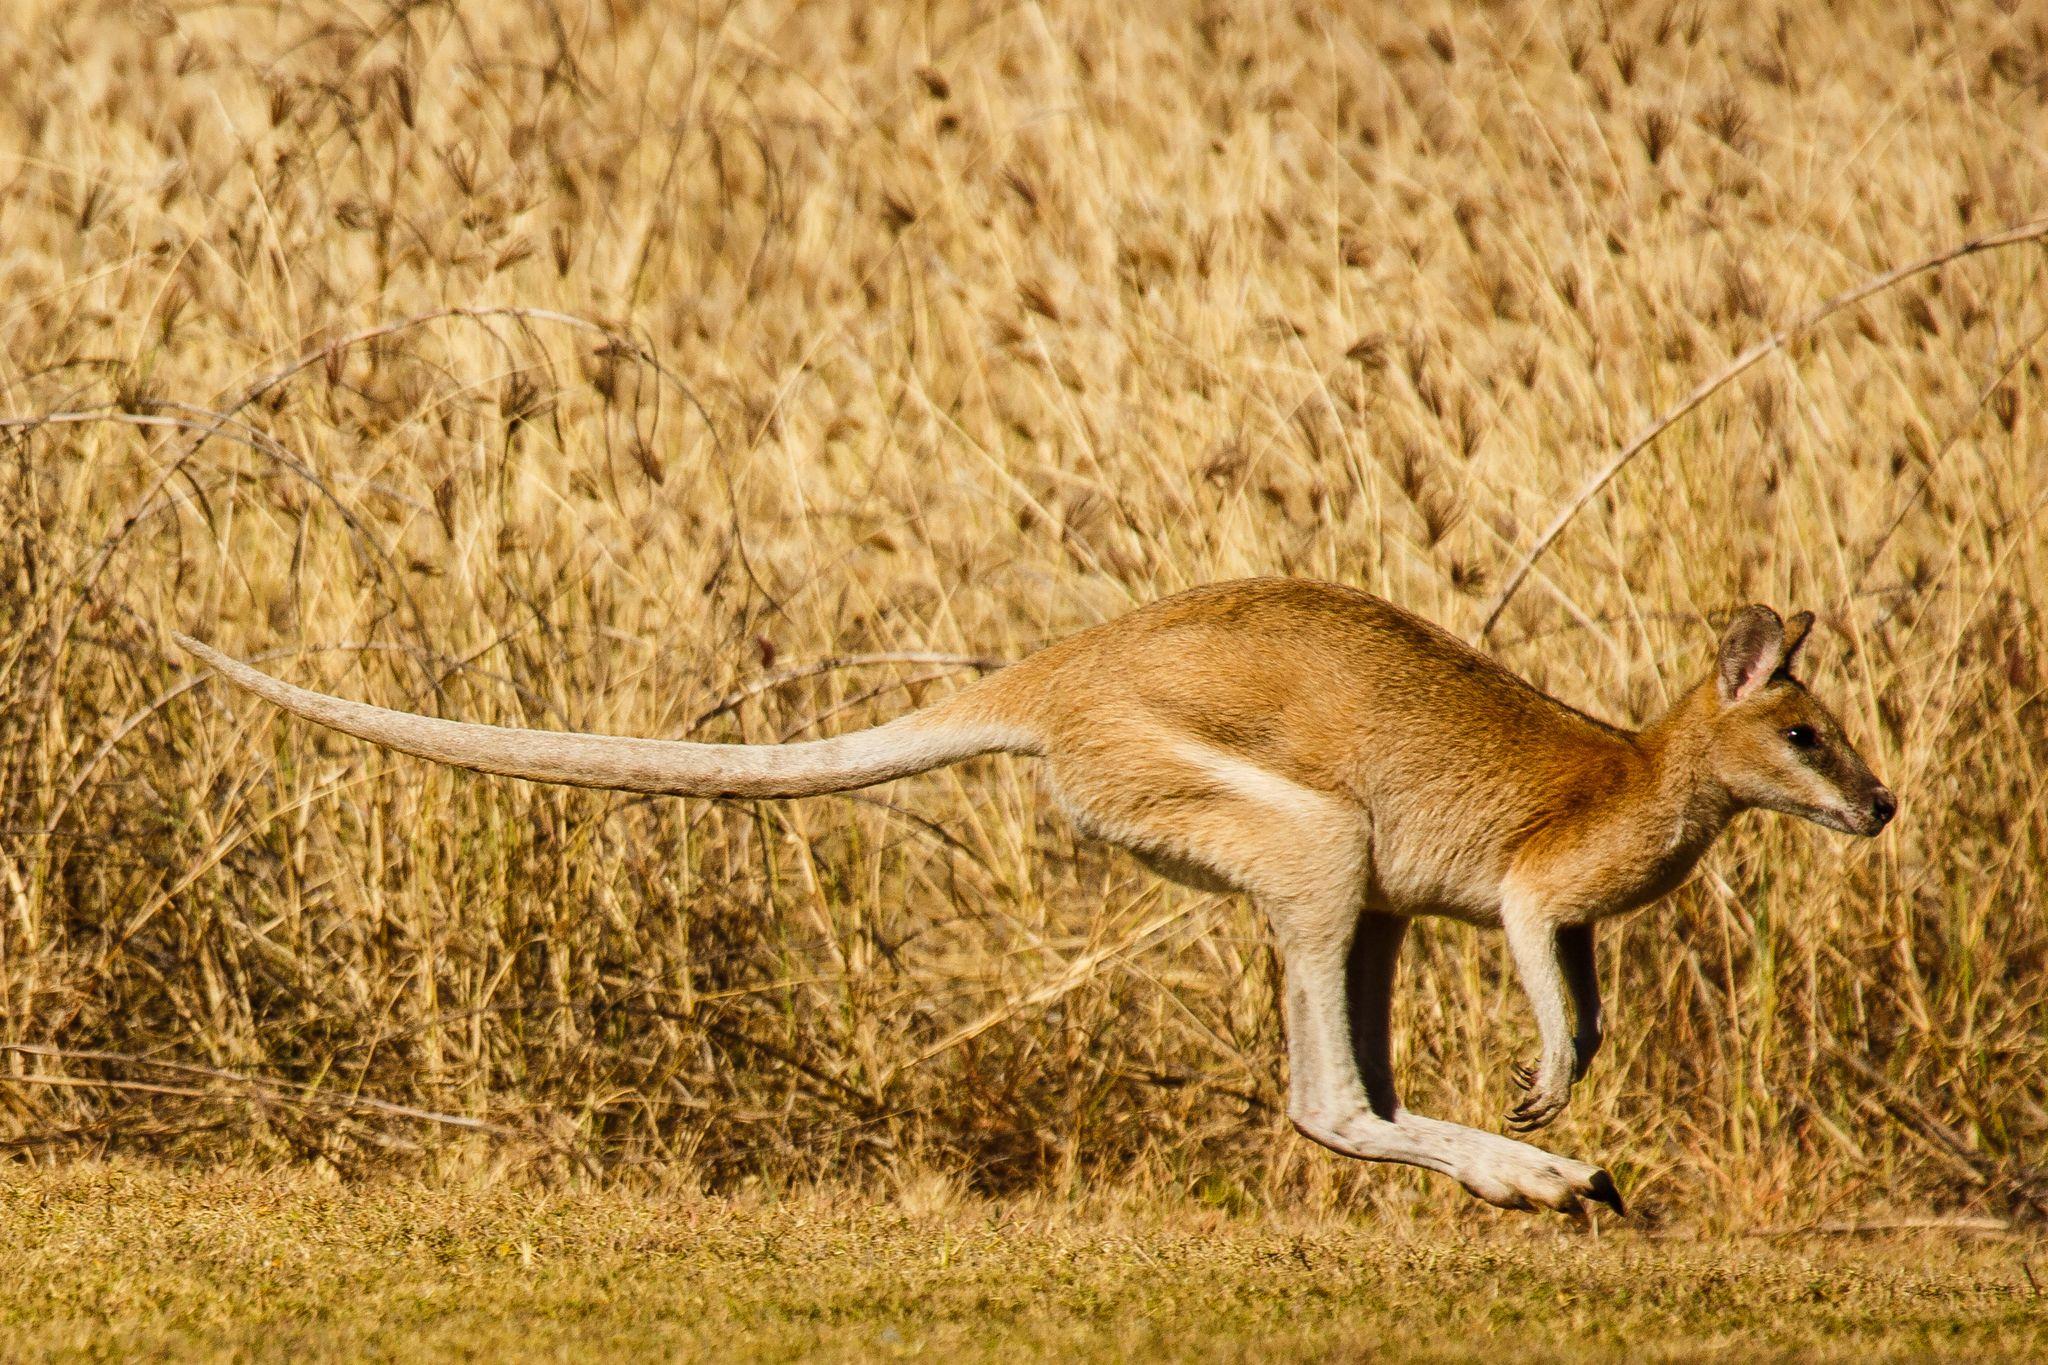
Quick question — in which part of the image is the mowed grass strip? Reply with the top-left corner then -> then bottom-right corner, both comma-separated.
0,1163 -> 2040,1362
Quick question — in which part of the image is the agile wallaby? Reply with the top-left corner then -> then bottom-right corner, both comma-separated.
175,578 -> 1894,1216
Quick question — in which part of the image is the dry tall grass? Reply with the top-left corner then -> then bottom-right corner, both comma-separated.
1,0 -> 2044,1225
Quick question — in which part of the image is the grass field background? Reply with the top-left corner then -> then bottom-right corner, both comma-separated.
0,0 -> 2045,1236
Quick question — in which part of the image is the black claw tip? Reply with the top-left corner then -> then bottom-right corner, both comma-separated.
1587,1169 -> 1626,1217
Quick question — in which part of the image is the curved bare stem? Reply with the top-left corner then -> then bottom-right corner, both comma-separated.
1478,217 -> 2048,641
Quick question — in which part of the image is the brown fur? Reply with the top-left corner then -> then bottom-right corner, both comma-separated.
176,579 -> 1893,1216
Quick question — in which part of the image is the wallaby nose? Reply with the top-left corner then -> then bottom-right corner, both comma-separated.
1869,788 -> 1897,830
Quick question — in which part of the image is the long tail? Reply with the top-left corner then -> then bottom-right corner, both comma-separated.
172,634 -> 1040,798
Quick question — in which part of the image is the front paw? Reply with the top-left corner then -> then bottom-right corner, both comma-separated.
1506,1059 -> 1571,1132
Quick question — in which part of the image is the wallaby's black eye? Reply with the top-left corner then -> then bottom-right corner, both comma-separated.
1784,724 -> 1820,750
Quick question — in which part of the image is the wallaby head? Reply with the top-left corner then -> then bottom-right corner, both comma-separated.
1698,605 -> 1894,837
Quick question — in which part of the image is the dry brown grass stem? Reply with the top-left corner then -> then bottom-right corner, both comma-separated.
1479,216 -> 2048,639
891,895 -> 1213,1079
1852,313 -> 2048,591
691,652 -> 1007,731
2,1045 -> 515,1136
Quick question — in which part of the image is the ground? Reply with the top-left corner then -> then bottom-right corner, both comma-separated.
0,1163 -> 2040,1362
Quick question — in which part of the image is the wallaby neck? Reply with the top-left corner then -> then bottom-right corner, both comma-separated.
1507,684 -> 1738,919
1628,682 -> 1742,876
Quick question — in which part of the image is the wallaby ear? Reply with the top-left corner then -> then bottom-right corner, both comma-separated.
1778,610 -> 1815,676
1716,605 -> 1786,703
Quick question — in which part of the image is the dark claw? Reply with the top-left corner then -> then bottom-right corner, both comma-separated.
1586,1169 -> 1626,1217
1512,1062 -> 1535,1088
1506,1090 -> 1554,1131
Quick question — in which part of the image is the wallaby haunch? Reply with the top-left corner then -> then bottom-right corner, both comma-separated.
176,578 -> 1895,1216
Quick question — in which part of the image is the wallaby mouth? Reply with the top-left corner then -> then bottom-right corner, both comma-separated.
1803,786 -> 1894,837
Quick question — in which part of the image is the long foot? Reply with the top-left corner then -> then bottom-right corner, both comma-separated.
1300,1108 -> 1624,1217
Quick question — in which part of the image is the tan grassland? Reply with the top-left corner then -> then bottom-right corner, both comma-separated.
0,0 -> 2045,1253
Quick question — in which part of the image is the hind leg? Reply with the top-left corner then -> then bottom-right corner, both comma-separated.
1042,728 -> 1367,901
1284,897 -> 1622,1215
1045,733 -> 1621,1214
